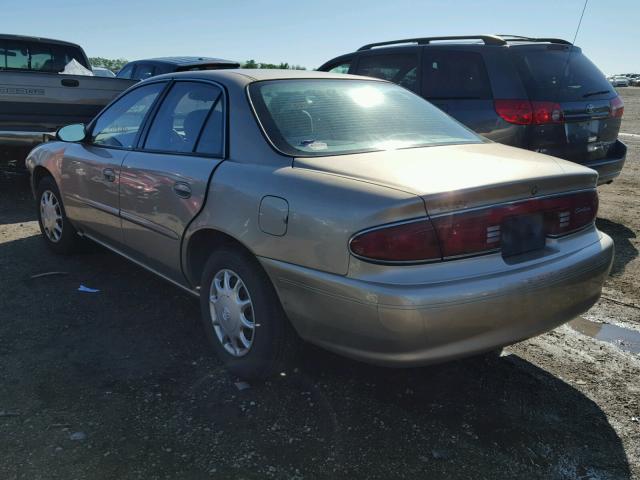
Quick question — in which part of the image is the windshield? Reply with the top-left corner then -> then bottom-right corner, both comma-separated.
511,47 -> 613,101
249,79 -> 483,157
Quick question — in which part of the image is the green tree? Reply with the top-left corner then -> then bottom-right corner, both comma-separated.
241,60 -> 306,70
88,57 -> 129,72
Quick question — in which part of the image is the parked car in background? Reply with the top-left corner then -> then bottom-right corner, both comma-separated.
319,34 -> 627,184
0,33 -> 136,171
91,66 -> 115,77
27,69 -> 613,379
609,75 -> 630,87
116,57 -> 240,81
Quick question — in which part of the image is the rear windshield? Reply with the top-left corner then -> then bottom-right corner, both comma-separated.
511,47 -> 612,101
249,79 -> 483,157
0,40 -> 88,72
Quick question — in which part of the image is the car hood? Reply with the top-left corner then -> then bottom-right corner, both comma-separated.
294,142 -> 598,214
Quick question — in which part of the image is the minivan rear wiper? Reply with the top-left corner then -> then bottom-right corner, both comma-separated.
583,90 -> 611,98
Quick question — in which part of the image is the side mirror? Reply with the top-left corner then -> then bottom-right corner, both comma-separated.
57,123 -> 87,142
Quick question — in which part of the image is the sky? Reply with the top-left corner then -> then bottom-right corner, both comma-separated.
5,0 -> 639,74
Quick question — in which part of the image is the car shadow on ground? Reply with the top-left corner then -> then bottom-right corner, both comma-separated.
597,217 -> 638,276
0,173 -> 36,224
0,231 -> 632,479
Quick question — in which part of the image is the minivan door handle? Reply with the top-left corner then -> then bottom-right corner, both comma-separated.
102,168 -> 116,182
61,79 -> 80,87
173,182 -> 192,199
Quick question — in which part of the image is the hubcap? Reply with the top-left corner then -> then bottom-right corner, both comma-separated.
40,190 -> 63,242
209,269 -> 255,357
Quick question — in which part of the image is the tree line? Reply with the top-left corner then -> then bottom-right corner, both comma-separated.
89,57 -> 306,73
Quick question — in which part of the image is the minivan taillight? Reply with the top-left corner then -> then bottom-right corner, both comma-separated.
350,191 -> 598,263
610,96 -> 624,118
495,99 -> 564,125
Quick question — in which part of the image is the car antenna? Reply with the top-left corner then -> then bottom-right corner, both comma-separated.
559,0 -> 589,94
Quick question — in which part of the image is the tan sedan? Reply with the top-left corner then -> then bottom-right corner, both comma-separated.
26,70 -> 613,378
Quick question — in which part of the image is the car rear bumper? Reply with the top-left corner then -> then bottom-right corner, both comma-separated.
260,232 -> 614,367
583,140 -> 627,185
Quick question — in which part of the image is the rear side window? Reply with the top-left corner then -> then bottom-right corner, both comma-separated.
356,53 -> 419,92
0,40 -> 87,72
326,62 -> 351,74
91,83 -> 165,148
144,82 -> 222,154
511,48 -> 612,100
422,50 -> 492,99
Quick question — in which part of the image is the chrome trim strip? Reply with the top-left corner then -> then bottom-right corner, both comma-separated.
120,210 -> 180,240
79,232 -> 199,297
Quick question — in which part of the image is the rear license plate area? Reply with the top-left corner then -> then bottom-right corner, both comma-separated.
501,213 -> 545,258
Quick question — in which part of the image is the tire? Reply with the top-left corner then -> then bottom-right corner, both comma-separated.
199,246 -> 299,379
35,176 -> 80,255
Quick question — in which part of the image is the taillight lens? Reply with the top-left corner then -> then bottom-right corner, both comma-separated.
532,101 -> 564,124
495,99 -> 564,125
349,220 -> 442,262
350,191 -> 598,263
494,99 -> 532,125
610,96 -> 624,118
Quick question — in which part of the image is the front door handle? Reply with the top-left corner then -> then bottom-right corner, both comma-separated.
173,182 -> 192,199
103,168 -> 116,182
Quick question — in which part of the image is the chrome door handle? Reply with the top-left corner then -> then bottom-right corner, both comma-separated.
173,182 -> 192,199
103,168 -> 116,182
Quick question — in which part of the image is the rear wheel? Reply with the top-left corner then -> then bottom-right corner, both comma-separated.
199,246 -> 299,379
36,176 -> 80,254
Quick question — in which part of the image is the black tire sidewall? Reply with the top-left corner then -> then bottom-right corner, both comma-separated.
199,247 -> 294,379
35,176 -> 78,254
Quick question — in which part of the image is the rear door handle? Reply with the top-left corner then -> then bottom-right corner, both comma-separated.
173,182 -> 192,199
103,168 -> 116,182
61,78 -> 79,87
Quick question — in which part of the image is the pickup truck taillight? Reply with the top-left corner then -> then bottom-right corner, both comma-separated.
494,99 -> 564,125
349,190 -> 598,263
610,96 -> 624,118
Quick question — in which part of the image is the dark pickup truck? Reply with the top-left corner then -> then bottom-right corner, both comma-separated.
0,33 -> 136,170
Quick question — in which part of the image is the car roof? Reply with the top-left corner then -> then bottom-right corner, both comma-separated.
146,68 -> 383,87
0,33 -> 84,50
129,56 -> 239,67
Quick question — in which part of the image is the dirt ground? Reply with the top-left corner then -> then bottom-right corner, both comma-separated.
0,90 -> 639,480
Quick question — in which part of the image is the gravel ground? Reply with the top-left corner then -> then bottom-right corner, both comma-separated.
0,89 -> 639,480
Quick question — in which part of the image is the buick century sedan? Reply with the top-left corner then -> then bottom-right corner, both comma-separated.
27,70 -> 614,379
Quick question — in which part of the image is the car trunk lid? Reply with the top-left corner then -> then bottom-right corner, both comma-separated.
294,142 -> 597,215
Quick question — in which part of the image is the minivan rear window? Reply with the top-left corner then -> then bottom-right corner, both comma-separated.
249,79 -> 483,157
511,47 -> 613,101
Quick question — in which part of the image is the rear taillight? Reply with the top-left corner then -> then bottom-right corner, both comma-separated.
610,96 -> 624,118
494,99 -> 532,125
350,191 -> 598,263
495,99 -> 564,125
349,220 -> 442,262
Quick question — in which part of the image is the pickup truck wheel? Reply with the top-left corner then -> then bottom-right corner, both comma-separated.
199,247 -> 299,379
36,176 -> 79,254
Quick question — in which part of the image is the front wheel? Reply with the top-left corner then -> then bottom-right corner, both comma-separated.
199,246 -> 299,379
35,176 -> 80,254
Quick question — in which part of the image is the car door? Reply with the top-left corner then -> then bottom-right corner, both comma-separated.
119,80 -> 225,280
60,82 -> 166,246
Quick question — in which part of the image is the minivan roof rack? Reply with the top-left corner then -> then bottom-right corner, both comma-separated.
497,34 -> 573,45
357,35 -> 507,51
357,34 -> 572,51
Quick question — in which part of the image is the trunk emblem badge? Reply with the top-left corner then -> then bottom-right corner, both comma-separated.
585,104 -> 595,114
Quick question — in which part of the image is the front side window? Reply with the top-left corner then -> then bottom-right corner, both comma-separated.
249,79 -> 482,157
356,53 -> 419,92
134,63 -> 156,80
144,82 -> 222,154
327,62 -> 351,74
422,50 -> 492,100
116,63 -> 134,79
91,83 -> 165,148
